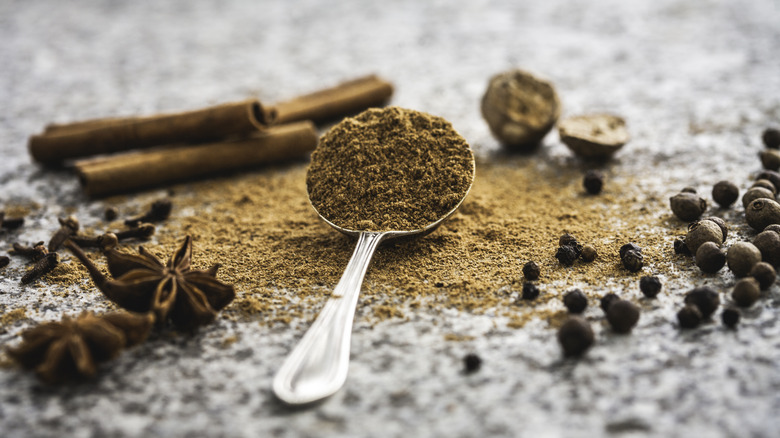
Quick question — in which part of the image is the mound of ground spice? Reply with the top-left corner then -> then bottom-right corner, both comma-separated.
306,107 -> 474,231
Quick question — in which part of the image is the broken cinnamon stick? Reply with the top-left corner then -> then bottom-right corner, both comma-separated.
75,121 -> 317,197
29,99 -> 276,164
272,75 -> 393,124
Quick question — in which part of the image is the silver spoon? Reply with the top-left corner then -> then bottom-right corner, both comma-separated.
272,163 -> 475,405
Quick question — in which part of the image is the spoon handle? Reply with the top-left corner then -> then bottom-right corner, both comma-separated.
273,231 -> 387,405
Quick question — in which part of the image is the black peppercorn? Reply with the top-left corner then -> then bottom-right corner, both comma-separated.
732,277 -> 760,307
726,241 -> 762,278
463,353 -> 482,373
606,299 -> 640,333
695,242 -> 726,274
622,249 -> 644,273
712,180 -> 739,208
559,233 -> 578,248
583,170 -> 604,195
522,261 -> 540,281
752,230 -> 780,267
521,282 -> 540,300
674,237 -> 692,256
600,293 -> 619,312
563,289 -> 588,313
763,127 -> 780,149
639,276 -> 662,298
721,308 -> 740,329
669,192 -> 707,221
677,305 -> 702,329
684,286 -> 720,319
580,245 -> 597,263
619,243 -> 642,259
749,262 -> 776,290
555,245 -> 578,266
557,317 -> 594,357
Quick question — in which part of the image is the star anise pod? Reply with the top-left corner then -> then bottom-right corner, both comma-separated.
6,311 -> 154,384
65,236 -> 235,331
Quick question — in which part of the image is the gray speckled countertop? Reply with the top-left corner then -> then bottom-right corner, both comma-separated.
2,1 -> 780,437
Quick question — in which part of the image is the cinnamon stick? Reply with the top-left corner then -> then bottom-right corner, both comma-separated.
74,121 -> 317,197
29,100 -> 276,164
272,75 -> 393,124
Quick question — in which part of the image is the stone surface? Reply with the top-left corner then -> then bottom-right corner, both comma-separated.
1,1 -> 780,437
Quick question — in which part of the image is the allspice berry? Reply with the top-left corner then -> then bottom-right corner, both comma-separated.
681,187 -> 697,194
670,192 -> 707,221
674,237 -> 692,256
563,289 -> 588,313
481,69 -> 560,150
583,170 -> 604,195
685,220 -> 723,254
746,198 -> 780,231
752,229 -> 780,267
712,180 -> 739,208
522,261 -> 540,281
721,308 -> 740,329
639,276 -> 662,298
677,305 -> 702,329
741,186 -> 775,209
580,245 -> 597,262
703,216 -> 728,241
684,286 -> 720,319
763,127 -> 780,149
764,224 -> 780,234
726,242 -> 762,277
760,150 -> 780,171
558,114 -> 629,159
732,277 -> 760,307
696,242 -> 725,273
751,179 -> 777,195
622,249 -> 644,273
749,262 -> 776,290
757,170 -> 780,190
606,299 -> 640,333
557,317 -> 594,357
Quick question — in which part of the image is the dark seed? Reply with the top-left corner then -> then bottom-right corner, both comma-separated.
606,299 -> 640,333
674,237 -> 692,256
703,216 -> 728,241
763,128 -> 780,149
521,282 -> 540,300
563,289 -> 588,313
600,293 -> 620,312
670,192 -> 707,221
583,170 -> 604,195
555,245 -> 578,266
621,249 -> 644,273
684,286 -> 720,319
619,242 -> 642,259
580,245 -> 597,263
726,242 -> 762,278
751,179 -> 777,195
463,353 -> 482,373
760,150 -> 780,171
681,187 -> 697,194
732,277 -> 760,307
559,233 -> 579,247
757,170 -> 780,191
712,181 -> 739,208
104,206 -> 119,221
742,187 -> 775,209
557,317 -> 594,357
686,220 -> 723,254
695,242 -> 726,274
721,308 -> 740,329
746,198 -> 780,232
522,261 -> 540,281
749,262 -> 776,290
752,230 -> 780,267
639,276 -> 662,298
0,255 -> 9,268
677,305 -> 702,329
764,224 -> 780,234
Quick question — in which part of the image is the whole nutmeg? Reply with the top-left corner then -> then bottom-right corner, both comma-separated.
481,69 -> 560,150
726,241 -> 762,277
741,187 -> 775,209
685,220 -> 723,254
712,180 -> 739,208
670,192 -> 707,221
606,299 -> 640,333
558,114 -> 629,159
703,216 -> 728,241
751,179 -> 777,195
677,305 -> 702,329
752,230 -> 780,267
745,198 -> 780,231
557,317 -> 594,357
695,242 -> 726,274
760,149 -> 780,171
732,277 -> 760,307
684,286 -> 720,319
749,262 -> 776,290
